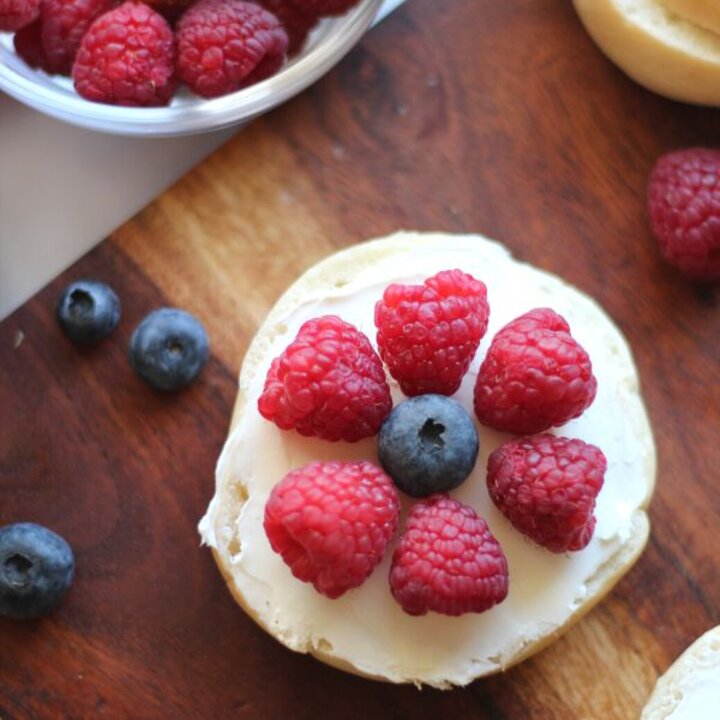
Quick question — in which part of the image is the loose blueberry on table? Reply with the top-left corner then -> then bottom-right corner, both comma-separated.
0,522 -> 75,619
129,307 -> 209,391
56,279 -> 121,345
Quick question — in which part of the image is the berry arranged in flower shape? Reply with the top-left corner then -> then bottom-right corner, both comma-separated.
375,269 -> 490,397
258,315 -> 392,442
0,523 -> 75,619
176,0 -> 288,98
647,147 -> 720,281
487,434 -> 606,553
264,460 -> 400,598
129,308 -> 210,391
389,495 -> 509,617
474,308 -> 597,434
378,394 -> 479,498
56,279 -> 121,345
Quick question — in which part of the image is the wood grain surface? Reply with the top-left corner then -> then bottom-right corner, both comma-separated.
2,1 -> 719,718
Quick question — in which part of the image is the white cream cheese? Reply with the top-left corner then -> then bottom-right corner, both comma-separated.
200,233 -> 656,687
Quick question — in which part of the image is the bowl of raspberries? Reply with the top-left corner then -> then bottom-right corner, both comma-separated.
0,0 -> 382,135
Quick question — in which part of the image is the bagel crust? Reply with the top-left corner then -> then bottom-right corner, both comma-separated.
199,232 -> 656,688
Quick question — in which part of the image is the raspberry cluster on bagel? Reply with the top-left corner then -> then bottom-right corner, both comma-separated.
257,266 -> 605,616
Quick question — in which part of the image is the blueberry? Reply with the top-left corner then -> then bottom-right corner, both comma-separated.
56,279 -> 121,345
129,308 -> 209,391
378,394 -> 479,498
0,523 -> 74,619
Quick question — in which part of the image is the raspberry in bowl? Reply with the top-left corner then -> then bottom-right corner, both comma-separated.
0,0 -> 382,135
199,231 -> 656,687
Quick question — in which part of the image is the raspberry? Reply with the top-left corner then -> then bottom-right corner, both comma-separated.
41,0 -> 114,75
487,434 -> 606,553
0,0 -> 39,32
258,315 -> 392,442
176,0 -> 288,99
473,308 -> 597,434
389,495 -> 508,617
13,19 -> 52,71
72,2 -> 174,106
252,0 -> 317,55
264,460 -> 400,598
286,0 -> 359,17
647,148 -> 720,281
375,269 -> 490,397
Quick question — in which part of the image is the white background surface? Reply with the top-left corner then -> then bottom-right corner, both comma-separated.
0,0 -> 403,321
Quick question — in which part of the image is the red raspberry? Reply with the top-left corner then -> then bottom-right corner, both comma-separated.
176,0 -> 288,99
389,495 -> 508,617
72,2 -> 175,106
473,308 -> 597,434
41,0 -> 115,75
258,315 -> 392,442
375,269 -> 490,397
0,0 -> 39,31
264,460 -> 400,598
647,148 -> 720,281
13,19 -> 52,71
286,0 -> 359,17
252,0 -> 317,55
487,434 -> 606,553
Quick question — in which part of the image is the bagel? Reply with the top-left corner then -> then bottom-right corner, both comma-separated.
199,231 -> 656,688
573,0 -> 720,106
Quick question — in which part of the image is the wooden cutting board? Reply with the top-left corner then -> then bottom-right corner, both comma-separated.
1,2 -> 719,717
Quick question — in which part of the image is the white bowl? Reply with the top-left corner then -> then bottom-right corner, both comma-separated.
0,0 -> 382,137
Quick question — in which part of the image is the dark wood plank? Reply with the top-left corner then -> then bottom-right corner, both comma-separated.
2,1 -> 719,717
